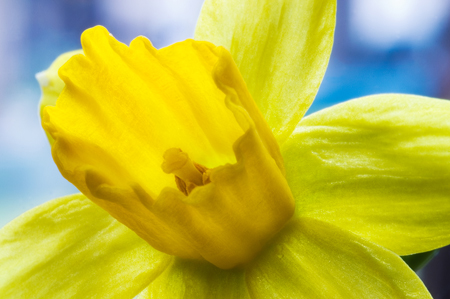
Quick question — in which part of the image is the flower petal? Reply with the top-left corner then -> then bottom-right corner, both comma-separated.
195,0 -> 336,143
246,217 -> 432,298
282,94 -> 450,255
138,259 -> 250,299
37,50 -> 82,118
42,26 -> 246,259
36,49 -> 82,144
0,194 -> 170,298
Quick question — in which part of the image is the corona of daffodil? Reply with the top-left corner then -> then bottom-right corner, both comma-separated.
2,0 -> 450,298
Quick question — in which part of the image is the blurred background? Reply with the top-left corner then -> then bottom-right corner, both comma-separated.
0,0 -> 449,297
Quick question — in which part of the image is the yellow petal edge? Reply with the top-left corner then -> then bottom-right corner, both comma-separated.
0,194 -> 170,298
247,218 -> 432,298
196,0 -> 336,143
283,94 -> 450,256
36,49 -> 82,144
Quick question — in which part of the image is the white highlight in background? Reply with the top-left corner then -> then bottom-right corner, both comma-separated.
350,0 -> 450,49
98,0 -> 204,47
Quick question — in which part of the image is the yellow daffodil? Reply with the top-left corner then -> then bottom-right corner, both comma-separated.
1,0 -> 450,298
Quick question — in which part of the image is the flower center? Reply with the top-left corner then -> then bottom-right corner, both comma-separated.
161,148 -> 211,196
154,129 -> 295,269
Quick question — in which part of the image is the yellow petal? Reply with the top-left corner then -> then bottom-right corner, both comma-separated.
246,217 -> 432,298
282,94 -> 450,255
0,194 -> 171,298
36,49 -> 82,144
43,26 -> 294,269
195,0 -> 336,143
138,259 -> 250,299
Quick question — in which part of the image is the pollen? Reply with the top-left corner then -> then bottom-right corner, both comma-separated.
161,148 -> 211,196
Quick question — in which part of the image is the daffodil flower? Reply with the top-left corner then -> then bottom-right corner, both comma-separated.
1,0 -> 450,298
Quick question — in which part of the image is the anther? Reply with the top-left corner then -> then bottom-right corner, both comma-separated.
161,148 -> 210,195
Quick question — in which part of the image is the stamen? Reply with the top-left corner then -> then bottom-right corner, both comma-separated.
194,162 -> 211,185
174,176 -> 188,196
162,148 -> 210,195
